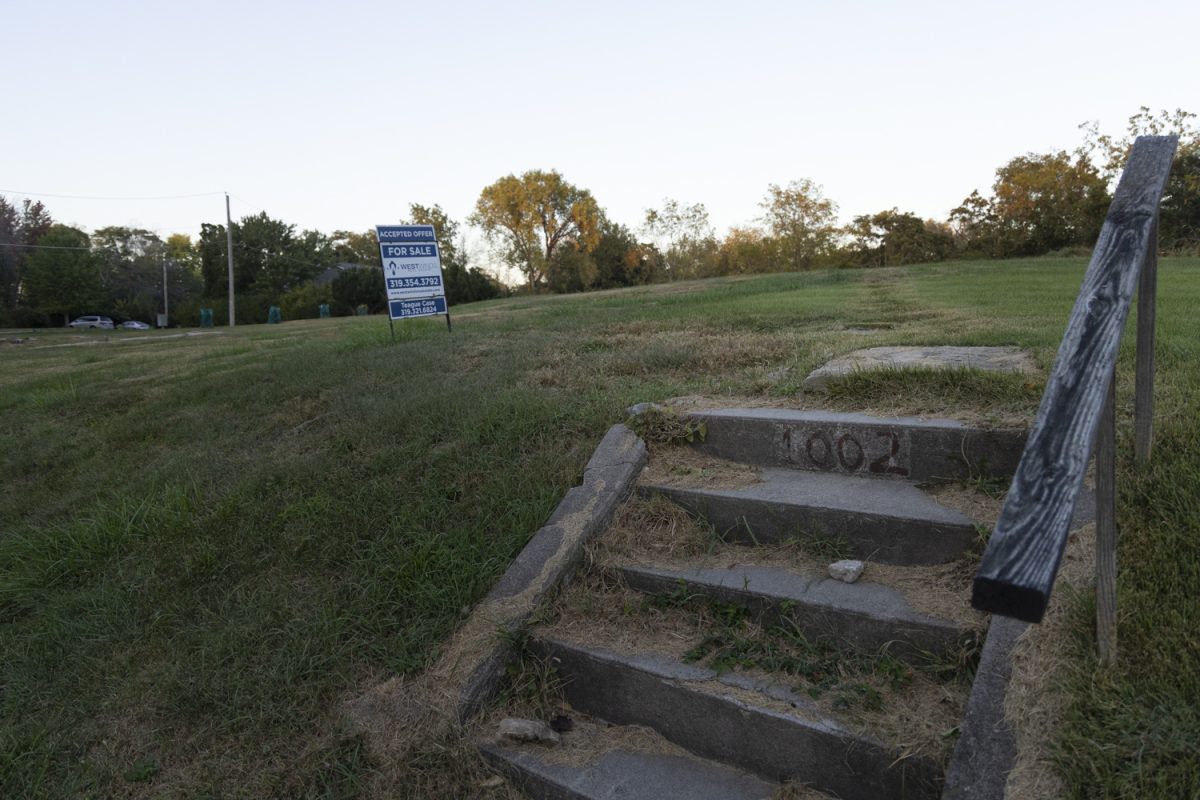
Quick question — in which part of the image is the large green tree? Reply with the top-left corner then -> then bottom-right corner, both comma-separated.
328,230 -> 380,266
471,170 -> 601,290
0,197 -> 21,312
716,226 -> 774,275
1079,107 -> 1200,252
197,212 -> 329,298
992,152 -> 1109,255
331,266 -> 385,314
0,197 -> 52,315
846,209 -> 953,267
89,227 -> 201,322
641,199 -> 717,279
22,225 -> 102,325
590,219 -> 655,289
951,152 -> 1109,257
92,226 -> 163,320
758,180 -> 839,270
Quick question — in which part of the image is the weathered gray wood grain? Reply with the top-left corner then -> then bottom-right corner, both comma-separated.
1096,373 -> 1118,663
1135,216 -> 1158,462
972,136 -> 1177,623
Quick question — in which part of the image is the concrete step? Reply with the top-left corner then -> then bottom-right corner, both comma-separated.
530,636 -> 942,800
615,563 -> 977,664
685,408 -> 1025,482
640,468 -> 978,565
480,717 -> 778,800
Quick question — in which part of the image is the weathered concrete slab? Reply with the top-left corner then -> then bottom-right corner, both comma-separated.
340,425 -> 647,762
531,637 -> 942,800
617,563 -> 976,663
641,468 -> 978,565
481,722 -> 777,800
687,408 -> 1026,482
804,346 -> 1038,390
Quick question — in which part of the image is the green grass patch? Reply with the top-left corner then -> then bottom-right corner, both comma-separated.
824,366 -> 1044,419
1,257 -> 1198,797
1052,412 -> 1200,798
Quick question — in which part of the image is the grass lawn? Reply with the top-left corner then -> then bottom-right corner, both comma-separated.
2,257 -> 1197,798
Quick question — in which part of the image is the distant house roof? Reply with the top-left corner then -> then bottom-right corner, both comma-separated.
315,262 -> 375,285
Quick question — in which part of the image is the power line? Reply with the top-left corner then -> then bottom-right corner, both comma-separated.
0,188 -> 224,201
0,241 -> 96,251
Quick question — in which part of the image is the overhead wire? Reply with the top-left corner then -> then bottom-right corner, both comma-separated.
0,188 -> 224,201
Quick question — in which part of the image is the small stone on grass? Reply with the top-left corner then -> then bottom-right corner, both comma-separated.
498,717 -> 561,744
828,559 -> 865,583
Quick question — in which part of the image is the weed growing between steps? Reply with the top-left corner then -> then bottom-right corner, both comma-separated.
653,585 -> 982,711
601,493 -> 987,626
625,405 -> 708,445
639,445 -> 763,491
538,571 -> 973,764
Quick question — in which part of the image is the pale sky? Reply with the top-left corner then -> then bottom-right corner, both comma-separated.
4,0 -> 1198,276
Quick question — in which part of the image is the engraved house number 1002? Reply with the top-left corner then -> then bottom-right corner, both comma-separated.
796,430 -> 909,476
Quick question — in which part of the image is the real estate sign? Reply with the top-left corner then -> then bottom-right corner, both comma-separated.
375,224 -> 448,321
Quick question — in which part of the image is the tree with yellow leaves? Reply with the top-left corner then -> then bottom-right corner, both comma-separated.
471,170 -> 601,290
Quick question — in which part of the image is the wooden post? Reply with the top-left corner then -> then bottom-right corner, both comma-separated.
1095,370 -> 1118,665
1134,215 -> 1158,463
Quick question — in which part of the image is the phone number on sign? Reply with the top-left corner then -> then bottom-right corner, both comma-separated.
387,276 -> 441,290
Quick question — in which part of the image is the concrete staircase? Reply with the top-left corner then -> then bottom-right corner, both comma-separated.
480,408 -> 1025,800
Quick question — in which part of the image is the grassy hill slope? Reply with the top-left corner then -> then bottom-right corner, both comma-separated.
2,257 -> 1197,798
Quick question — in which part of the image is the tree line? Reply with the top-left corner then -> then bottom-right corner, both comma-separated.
0,201 -> 503,327
473,107 -> 1199,293
2,107 -> 1197,326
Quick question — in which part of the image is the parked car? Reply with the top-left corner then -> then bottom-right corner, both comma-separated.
69,315 -> 114,329
118,320 -> 151,330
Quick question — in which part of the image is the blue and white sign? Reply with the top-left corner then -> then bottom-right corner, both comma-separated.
376,224 -> 448,320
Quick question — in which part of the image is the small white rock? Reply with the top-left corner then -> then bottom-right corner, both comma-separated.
828,559 -> 865,583
498,717 -> 561,744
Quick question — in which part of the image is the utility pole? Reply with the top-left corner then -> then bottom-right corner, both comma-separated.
162,251 -> 169,327
225,192 -> 235,327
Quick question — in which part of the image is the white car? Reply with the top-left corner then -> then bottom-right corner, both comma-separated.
69,315 -> 114,329
119,320 -> 152,330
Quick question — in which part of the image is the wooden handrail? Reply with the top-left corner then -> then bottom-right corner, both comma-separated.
972,135 -> 1177,626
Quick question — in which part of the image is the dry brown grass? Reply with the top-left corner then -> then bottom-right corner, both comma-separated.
1002,517 -> 1097,800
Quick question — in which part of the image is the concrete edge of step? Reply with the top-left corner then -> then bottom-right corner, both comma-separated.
479,731 -> 778,800
529,635 -> 943,800
457,423 -> 649,719
613,562 -> 977,664
938,614 -> 1026,800
337,423 -> 648,756
939,486 -> 1097,799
